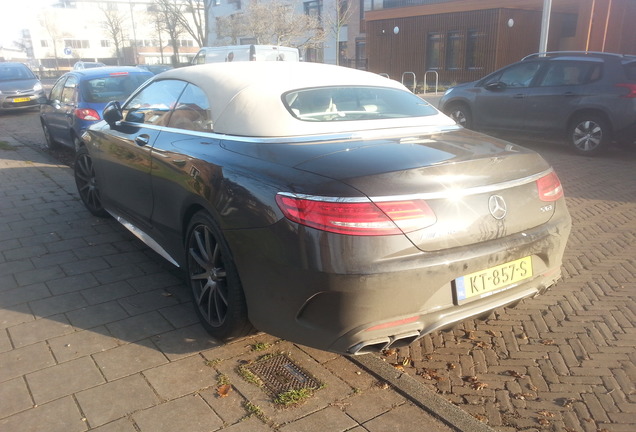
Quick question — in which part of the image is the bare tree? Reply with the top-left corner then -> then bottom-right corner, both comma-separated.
40,11 -> 65,70
175,0 -> 211,47
153,0 -> 186,66
99,5 -> 127,65
216,0 -> 324,50
324,0 -> 354,65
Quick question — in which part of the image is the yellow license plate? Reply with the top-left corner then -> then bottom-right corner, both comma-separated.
455,256 -> 533,301
13,97 -> 31,103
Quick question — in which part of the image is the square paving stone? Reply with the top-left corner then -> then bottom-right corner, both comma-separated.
0,377 -> 33,418
0,396 -> 87,432
93,339 -> 168,381
278,406 -> 358,432
142,353 -> 216,400
75,374 -> 159,427
29,291 -> 88,318
9,314 -> 74,348
0,342 -> 56,382
106,311 -> 174,343
66,301 -> 130,329
48,327 -> 120,363
133,394 -> 223,432
26,356 -> 105,404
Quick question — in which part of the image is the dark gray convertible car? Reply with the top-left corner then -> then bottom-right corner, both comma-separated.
75,62 -> 572,354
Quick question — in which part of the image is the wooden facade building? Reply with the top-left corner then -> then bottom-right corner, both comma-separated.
354,0 -> 636,87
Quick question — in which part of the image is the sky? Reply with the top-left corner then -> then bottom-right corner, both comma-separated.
0,1 -> 56,46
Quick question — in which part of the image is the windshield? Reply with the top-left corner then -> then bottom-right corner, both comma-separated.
0,64 -> 36,81
283,86 -> 437,122
80,73 -> 150,103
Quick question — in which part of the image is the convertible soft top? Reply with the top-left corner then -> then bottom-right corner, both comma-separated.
157,62 -> 454,137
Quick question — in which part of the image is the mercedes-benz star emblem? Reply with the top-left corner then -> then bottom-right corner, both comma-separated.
488,195 -> 507,220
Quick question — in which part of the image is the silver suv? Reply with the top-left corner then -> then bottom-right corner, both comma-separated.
439,52 -> 636,155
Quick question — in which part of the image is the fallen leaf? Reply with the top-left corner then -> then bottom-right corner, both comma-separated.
447,362 -> 456,370
402,357 -> 411,366
487,330 -> 497,337
537,410 -> 555,418
538,418 -> 550,426
463,376 -> 478,382
390,363 -> 404,371
472,381 -> 488,390
507,370 -> 525,378
528,384 -> 538,391
383,348 -> 397,356
217,384 -> 231,398
541,339 -> 556,345
463,330 -> 476,340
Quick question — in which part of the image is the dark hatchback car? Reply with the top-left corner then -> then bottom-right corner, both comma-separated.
0,62 -> 45,113
440,52 -> 636,155
75,62 -> 571,355
40,66 -> 152,150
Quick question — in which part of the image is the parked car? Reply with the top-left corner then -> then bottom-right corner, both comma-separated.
75,62 -> 571,355
0,62 -> 45,113
72,61 -> 106,70
40,66 -> 152,150
135,64 -> 173,75
439,51 -> 636,155
191,45 -> 300,64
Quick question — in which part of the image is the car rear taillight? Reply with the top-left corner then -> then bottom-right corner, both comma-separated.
275,194 -> 436,236
616,83 -> 636,98
536,171 -> 564,202
75,108 -> 101,121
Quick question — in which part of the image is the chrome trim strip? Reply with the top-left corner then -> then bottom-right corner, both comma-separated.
278,168 -> 554,202
118,121 -> 461,144
107,210 -> 180,267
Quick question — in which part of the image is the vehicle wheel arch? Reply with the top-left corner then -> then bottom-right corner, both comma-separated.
444,101 -> 473,129
566,108 -> 614,135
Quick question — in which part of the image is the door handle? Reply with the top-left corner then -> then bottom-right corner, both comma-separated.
135,134 -> 150,146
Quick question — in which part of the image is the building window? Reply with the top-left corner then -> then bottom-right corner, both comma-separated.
355,39 -> 367,70
466,30 -> 484,69
66,39 -> 89,49
101,40 -> 111,48
41,40 -> 49,48
179,40 -> 194,47
446,31 -> 461,70
425,33 -> 442,70
304,0 -> 323,23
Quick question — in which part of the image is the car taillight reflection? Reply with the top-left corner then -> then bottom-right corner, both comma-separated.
75,108 -> 101,121
616,83 -> 636,98
276,194 -> 436,235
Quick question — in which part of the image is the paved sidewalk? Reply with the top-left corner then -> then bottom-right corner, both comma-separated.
0,136 -> 488,431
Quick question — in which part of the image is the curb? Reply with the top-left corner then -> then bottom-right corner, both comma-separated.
349,354 -> 496,432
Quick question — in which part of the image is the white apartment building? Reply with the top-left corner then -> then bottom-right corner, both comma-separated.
20,0 -> 345,72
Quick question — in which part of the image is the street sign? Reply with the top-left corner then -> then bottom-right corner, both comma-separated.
64,47 -> 72,56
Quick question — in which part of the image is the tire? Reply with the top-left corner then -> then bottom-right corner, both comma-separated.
74,146 -> 108,217
568,114 -> 611,156
41,121 -> 59,150
186,211 -> 253,341
446,103 -> 472,129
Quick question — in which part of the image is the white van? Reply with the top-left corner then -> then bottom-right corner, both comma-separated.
192,45 -> 300,65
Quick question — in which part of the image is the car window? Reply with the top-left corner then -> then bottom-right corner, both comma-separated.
123,79 -> 187,126
538,61 -> 602,86
49,77 -> 67,101
81,73 -> 151,103
167,84 -> 212,132
0,64 -> 35,81
485,62 -> 541,88
283,86 -> 437,122
61,75 -> 79,104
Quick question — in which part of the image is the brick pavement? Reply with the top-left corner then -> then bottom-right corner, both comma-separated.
383,140 -> 636,432
0,129 -> 481,431
1,120 -> 634,432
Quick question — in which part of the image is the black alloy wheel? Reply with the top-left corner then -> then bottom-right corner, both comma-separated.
569,114 -> 611,156
186,211 -> 253,341
446,103 -> 472,129
74,146 -> 108,217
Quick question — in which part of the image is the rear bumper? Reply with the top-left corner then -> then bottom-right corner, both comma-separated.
225,200 -> 572,355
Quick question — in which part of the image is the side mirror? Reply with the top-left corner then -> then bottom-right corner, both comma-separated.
485,81 -> 506,91
124,111 -> 145,123
103,101 -> 123,126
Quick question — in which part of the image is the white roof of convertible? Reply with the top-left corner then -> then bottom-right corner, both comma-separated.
157,62 -> 453,137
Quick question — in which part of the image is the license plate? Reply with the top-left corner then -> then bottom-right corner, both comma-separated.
455,256 -> 533,301
13,97 -> 31,103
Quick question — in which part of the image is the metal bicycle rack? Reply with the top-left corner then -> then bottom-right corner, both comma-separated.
423,70 -> 439,94
401,72 -> 416,93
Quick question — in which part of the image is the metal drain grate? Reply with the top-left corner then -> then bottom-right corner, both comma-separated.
248,354 -> 321,395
